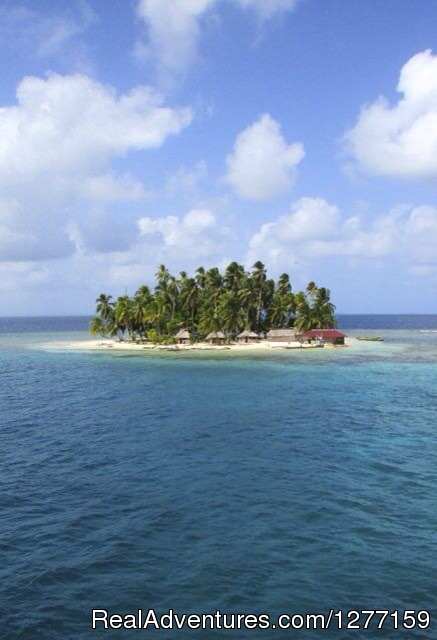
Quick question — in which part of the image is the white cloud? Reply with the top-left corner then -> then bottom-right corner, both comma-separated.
137,207 -> 234,259
80,174 -> 147,203
0,206 -> 236,312
135,0 -> 300,81
226,114 -> 305,199
345,50 -> 437,179
0,72 -> 192,261
2,199 -> 437,315
0,73 -> 192,181
0,261 -> 50,294
66,207 -> 236,292
405,205 -> 437,262
247,197 -> 437,270
247,198 -> 339,264
135,0 -> 216,81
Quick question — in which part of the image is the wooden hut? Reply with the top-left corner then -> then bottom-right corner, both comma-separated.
266,328 -> 296,342
174,328 -> 191,345
236,330 -> 259,344
302,329 -> 346,345
205,331 -> 226,345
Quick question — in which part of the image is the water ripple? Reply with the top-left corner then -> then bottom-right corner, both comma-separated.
1,330 -> 437,638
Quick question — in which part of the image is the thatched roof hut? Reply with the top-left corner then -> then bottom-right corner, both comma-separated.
205,330 -> 226,344
174,328 -> 190,344
236,330 -> 259,344
266,328 -> 296,342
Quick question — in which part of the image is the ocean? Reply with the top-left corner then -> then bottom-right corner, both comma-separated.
1,316 -> 437,638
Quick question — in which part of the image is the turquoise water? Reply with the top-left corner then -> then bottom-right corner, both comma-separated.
1,317 -> 437,638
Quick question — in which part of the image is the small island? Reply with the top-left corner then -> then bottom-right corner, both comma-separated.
85,261 -> 346,351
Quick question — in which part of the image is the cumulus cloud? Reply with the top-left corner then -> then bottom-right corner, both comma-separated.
345,50 -> 437,179
404,205 -> 437,262
137,207 -> 235,260
79,173 -> 147,203
247,197 -> 437,269
68,207 -> 236,292
135,0 -> 300,81
226,114 -> 305,199
0,72 -> 192,261
247,198 -> 339,264
0,73 -> 192,181
135,0 -> 216,81
2,206 -> 236,312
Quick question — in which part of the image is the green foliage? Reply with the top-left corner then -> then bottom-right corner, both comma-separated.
146,329 -> 159,343
89,316 -> 106,337
90,262 -> 337,341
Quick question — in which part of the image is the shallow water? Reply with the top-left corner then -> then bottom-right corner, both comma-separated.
1,317 -> 437,638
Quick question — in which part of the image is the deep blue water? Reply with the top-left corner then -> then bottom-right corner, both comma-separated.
1,316 -> 437,639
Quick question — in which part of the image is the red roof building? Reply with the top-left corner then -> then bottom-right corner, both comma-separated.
301,329 -> 346,345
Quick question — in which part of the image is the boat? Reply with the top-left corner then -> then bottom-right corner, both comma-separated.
356,336 -> 384,341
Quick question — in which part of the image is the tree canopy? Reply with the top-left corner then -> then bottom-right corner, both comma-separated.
89,261 -> 337,342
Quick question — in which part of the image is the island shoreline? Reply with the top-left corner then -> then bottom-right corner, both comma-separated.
50,337 -> 356,353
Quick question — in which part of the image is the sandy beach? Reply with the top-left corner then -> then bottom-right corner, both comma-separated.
55,337 -> 355,353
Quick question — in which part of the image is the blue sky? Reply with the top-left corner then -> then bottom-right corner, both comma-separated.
1,0 -> 437,314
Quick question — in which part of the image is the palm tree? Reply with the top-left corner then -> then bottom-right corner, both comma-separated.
306,281 -> 318,306
269,292 -> 295,328
180,277 -> 199,328
251,261 -> 267,330
238,277 -> 257,329
135,285 -> 151,299
103,314 -> 122,339
144,295 -> 170,335
312,287 -> 336,328
114,296 -> 134,339
219,291 -> 245,336
205,267 -> 223,290
95,293 -> 113,320
155,264 -> 170,294
262,278 -> 275,322
294,291 -> 313,332
132,293 -> 151,337
277,273 -> 291,296
198,305 -> 223,335
224,261 -> 246,293
205,267 -> 223,311
164,276 -> 179,320
195,266 -> 206,289
89,262 -> 337,342
89,316 -> 106,337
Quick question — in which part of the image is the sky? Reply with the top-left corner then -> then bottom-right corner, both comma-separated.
1,0 -> 437,315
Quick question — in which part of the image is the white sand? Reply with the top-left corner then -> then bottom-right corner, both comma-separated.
51,337 -> 356,352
